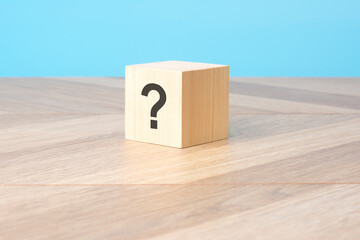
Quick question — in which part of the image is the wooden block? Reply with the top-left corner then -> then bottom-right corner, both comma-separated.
125,61 -> 229,148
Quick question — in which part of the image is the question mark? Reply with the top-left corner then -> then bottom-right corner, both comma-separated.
141,83 -> 167,129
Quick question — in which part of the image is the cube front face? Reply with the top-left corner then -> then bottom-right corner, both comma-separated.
125,66 -> 183,148
125,61 -> 229,148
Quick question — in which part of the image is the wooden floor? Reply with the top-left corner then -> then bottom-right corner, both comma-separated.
1,77 -> 360,240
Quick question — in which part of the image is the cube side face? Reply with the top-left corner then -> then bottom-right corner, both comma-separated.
181,67 -> 229,147
125,66 -> 183,148
212,66 -> 229,140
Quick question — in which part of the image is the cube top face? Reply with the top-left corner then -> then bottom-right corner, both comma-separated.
126,61 -> 227,72
125,61 -> 229,148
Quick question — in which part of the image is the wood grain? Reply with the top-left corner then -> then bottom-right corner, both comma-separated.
182,65 -> 229,147
1,77 -> 360,240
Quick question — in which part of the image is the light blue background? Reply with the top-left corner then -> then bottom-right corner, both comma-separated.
1,0 -> 359,77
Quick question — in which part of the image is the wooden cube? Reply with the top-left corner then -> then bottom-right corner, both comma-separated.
125,61 -> 229,148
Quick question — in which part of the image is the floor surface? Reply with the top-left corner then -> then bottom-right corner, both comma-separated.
1,77 -> 360,239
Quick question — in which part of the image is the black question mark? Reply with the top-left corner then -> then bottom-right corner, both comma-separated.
141,83 -> 167,129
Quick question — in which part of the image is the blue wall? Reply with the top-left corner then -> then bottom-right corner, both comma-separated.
1,0 -> 359,77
